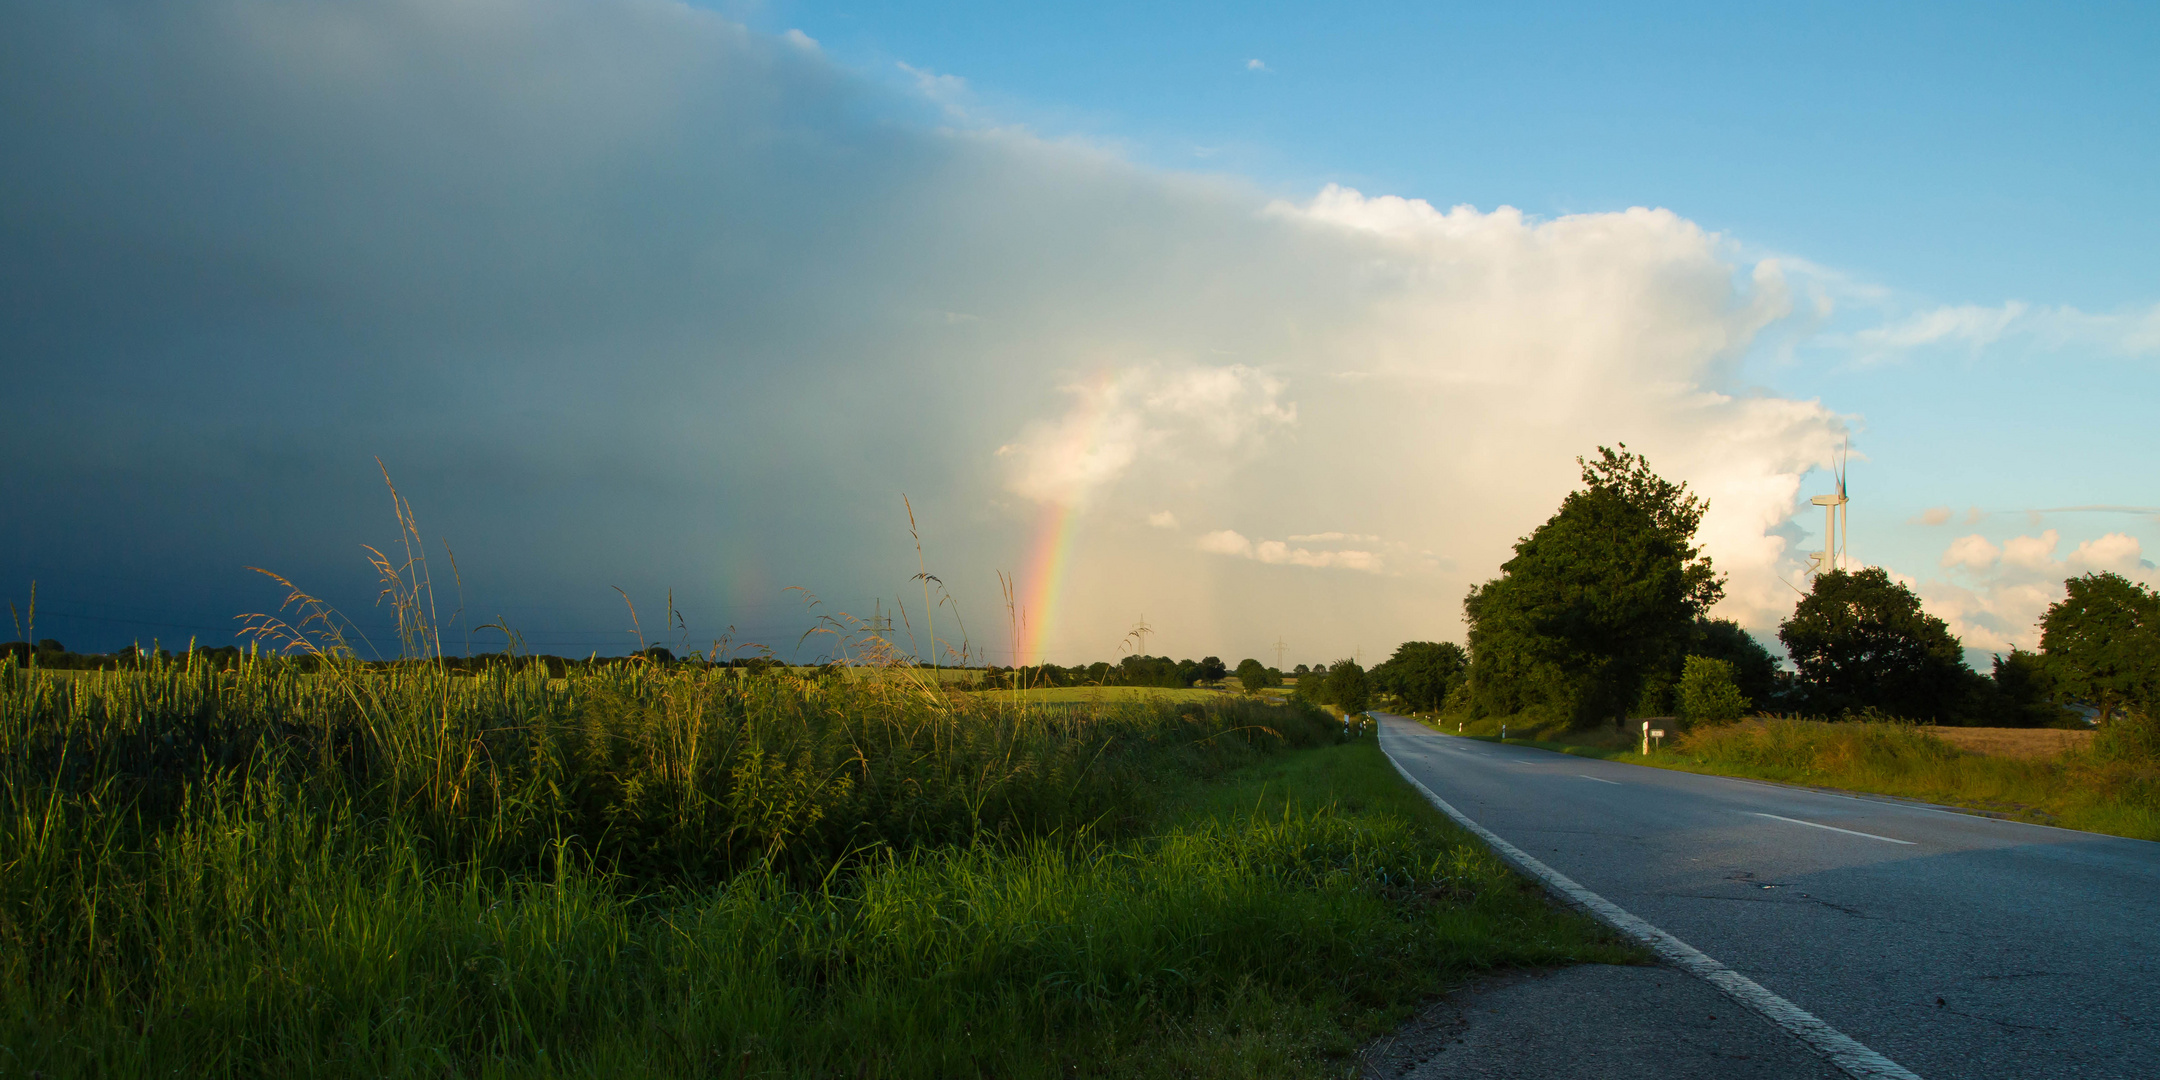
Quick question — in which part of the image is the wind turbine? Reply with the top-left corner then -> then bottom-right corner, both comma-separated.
1807,440 -> 1850,576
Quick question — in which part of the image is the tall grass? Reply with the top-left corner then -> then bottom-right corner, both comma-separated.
0,655 -> 1624,1077
1663,718 -> 2160,840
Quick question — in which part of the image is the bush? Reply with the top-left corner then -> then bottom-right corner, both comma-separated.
1677,655 -> 1749,725
2095,712 -> 2160,762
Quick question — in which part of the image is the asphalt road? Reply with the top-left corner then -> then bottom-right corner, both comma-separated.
1375,714 -> 2160,1080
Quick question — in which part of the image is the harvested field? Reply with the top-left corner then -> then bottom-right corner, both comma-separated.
1932,726 -> 2092,759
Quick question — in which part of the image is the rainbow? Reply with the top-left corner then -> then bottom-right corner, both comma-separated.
1017,499 -> 1078,664
1012,369 -> 1116,665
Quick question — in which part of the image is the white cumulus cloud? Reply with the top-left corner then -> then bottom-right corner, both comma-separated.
1922,530 -> 2154,660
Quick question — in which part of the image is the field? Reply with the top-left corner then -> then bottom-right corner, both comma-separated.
0,658 -> 1632,1077
1440,716 -> 2159,841
1928,726 -> 2094,759
966,685 -> 1232,705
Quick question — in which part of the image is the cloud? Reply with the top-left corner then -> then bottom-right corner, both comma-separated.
2068,533 -> 2146,574
1850,300 -> 2160,364
2001,530 -> 2060,572
1147,511 -> 1180,530
1923,530 -> 2153,659
1854,302 -> 2027,355
998,365 -> 1295,506
896,60 -> 971,114
1246,59 -> 1270,73
0,0 -> 1852,663
1912,506 -> 1953,526
782,28 -> 819,50
1197,531 -> 1385,572
1941,534 -> 1999,571
1196,530 -> 1253,556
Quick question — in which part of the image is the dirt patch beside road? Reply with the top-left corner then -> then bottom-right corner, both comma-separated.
1363,964 -> 1845,1080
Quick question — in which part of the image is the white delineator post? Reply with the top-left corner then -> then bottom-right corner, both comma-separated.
1642,720 -> 1650,755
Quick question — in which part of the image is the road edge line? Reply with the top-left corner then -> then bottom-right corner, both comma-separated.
1376,722 -> 1924,1080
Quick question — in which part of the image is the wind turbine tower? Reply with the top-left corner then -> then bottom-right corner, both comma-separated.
1807,442 -> 1850,576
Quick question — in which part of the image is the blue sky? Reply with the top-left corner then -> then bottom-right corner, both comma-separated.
744,0 -> 2157,303
3,1 -> 2155,665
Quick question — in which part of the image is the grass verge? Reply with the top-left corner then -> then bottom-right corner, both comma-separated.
1426,715 -> 2160,842
1,661 -> 1635,1078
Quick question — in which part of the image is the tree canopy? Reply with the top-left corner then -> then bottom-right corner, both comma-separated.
1324,658 -> 1370,715
1779,567 -> 1975,721
1463,445 -> 1722,727
2039,572 -> 2160,723
1370,641 -> 1466,712
1690,618 -> 1780,707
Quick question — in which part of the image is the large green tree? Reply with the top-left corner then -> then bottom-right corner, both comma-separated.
1371,641 -> 1467,712
1324,658 -> 1371,715
1233,657 -> 1279,692
1779,567 -> 1974,720
2039,572 -> 2160,724
1463,446 -> 1721,727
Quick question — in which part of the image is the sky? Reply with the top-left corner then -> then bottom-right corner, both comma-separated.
3,0 -> 2156,669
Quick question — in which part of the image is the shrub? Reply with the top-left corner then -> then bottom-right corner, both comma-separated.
1677,655 -> 1749,725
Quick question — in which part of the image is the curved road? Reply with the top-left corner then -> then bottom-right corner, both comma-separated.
1376,714 -> 2160,1079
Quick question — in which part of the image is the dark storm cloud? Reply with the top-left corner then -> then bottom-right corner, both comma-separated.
0,0 -> 1303,654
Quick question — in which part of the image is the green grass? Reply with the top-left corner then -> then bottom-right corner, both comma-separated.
0,660 -> 1633,1078
1426,715 -> 2160,842
967,685 -> 1232,705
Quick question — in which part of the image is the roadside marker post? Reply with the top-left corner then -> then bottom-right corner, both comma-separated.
1641,720 -> 1649,755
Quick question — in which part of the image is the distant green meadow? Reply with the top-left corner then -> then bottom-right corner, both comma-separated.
0,657 -> 1631,1078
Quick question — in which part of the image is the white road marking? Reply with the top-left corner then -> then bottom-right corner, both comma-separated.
1579,775 -> 1622,785
1752,813 -> 1916,846
1378,723 -> 1924,1080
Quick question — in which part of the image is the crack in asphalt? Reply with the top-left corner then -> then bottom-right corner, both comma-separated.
1669,892 -> 1875,918
1936,1005 -> 2062,1033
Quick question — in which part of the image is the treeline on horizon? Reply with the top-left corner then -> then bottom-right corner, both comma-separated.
0,640 -> 1295,691
1354,445 -> 2160,737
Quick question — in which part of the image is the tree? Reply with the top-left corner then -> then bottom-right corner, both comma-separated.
1988,649 -> 2074,728
1690,619 -> 1780,707
1371,641 -> 1467,712
1677,656 -> 1749,724
1463,446 -> 1721,728
1325,658 -> 1370,714
1294,662 -> 1330,705
1234,657 -> 1279,692
2039,572 -> 2160,724
1193,656 -> 1229,684
1110,655 -> 1189,688
1779,567 -> 1974,721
